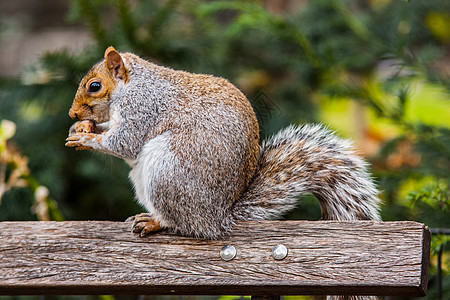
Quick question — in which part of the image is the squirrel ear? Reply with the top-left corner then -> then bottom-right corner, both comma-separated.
105,46 -> 128,82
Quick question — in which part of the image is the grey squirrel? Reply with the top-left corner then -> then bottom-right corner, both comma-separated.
66,47 -> 381,239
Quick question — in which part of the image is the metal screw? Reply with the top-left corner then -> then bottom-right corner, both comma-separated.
272,244 -> 288,260
220,245 -> 237,261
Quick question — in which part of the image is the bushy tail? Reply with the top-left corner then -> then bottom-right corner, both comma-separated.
233,124 -> 381,222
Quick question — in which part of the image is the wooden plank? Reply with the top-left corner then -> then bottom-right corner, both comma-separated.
0,221 -> 430,296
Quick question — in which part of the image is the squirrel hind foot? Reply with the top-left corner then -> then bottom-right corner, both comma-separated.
127,213 -> 163,237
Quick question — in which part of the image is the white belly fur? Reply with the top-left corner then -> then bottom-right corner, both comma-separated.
128,132 -> 174,227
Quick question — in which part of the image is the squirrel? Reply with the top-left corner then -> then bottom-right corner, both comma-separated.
66,47 -> 381,239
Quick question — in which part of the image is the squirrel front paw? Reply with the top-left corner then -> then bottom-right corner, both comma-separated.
126,213 -> 163,237
66,120 -> 102,150
65,132 -> 102,150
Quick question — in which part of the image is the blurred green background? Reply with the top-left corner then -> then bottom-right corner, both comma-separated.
0,0 -> 449,299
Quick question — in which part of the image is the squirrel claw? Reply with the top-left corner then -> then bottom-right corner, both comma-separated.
65,132 -> 100,150
127,213 -> 163,237
65,138 -> 93,150
65,135 -> 80,142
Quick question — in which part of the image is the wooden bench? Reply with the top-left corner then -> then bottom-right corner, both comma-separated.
0,221 -> 430,298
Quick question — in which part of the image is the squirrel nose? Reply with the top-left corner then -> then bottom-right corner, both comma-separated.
69,109 -> 78,120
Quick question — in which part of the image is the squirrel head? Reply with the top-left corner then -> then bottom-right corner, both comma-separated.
69,47 -> 129,123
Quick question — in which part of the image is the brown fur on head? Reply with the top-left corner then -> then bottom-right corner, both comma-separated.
69,47 -> 129,123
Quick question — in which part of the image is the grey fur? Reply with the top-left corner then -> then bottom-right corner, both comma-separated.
68,51 -> 381,240
234,124 -> 381,222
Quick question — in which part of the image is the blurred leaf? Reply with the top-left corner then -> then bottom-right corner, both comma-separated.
425,12 -> 450,43
407,180 -> 449,212
432,234 -> 450,255
0,120 -> 16,142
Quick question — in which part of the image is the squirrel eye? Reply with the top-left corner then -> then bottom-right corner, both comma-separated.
88,81 -> 102,93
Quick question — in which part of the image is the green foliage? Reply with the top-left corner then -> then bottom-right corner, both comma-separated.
0,119 -> 63,221
408,180 -> 449,212
407,180 -> 449,255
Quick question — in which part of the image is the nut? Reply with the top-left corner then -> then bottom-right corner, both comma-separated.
76,120 -> 96,133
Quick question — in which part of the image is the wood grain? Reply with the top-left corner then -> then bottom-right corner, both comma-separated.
0,221 -> 430,296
